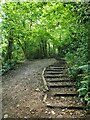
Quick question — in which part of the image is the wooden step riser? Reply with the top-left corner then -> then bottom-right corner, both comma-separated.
45,72 -> 65,74
49,66 -> 66,68
51,62 -> 66,65
49,85 -> 75,88
53,93 -> 77,97
49,67 -> 66,69
52,62 -> 66,64
44,76 -> 68,78
46,69 -> 65,71
50,88 -> 76,93
47,105 -> 84,110
47,80 -> 75,82
48,83 -> 75,86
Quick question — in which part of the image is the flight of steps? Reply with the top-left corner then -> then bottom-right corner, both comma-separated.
42,59 -> 88,118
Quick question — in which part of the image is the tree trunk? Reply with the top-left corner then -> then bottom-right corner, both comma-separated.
44,40 -> 47,57
4,30 -> 13,63
39,41 -> 43,58
48,43 -> 51,57
53,44 -> 55,56
17,39 -> 27,58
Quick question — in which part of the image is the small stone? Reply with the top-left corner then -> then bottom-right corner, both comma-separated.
46,102 -> 50,105
76,111 -> 80,114
61,97 -> 64,99
62,109 -> 65,112
80,98 -> 83,102
61,112 -> 65,115
25,89 -> 28,91
49,116 -> 52,118
35,88 -> 40,92
48,111 -> 51,115
43,94 -> 47,102
51,97 -> 53,100
57,114 -> 63,118
24,116 -> 27,118
4,114 -> 8,118
70,112 -> 73,115
17,104 -> 19,107
31,111 -> 34,114
25,73 -> 27,75
45,111 -> 48,114
80,114 -> 84,117
46,108 -> 48,111
51,110 -> 55,115
43,89 -> 47,92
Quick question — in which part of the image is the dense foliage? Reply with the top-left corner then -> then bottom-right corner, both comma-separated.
1,2 -> 90,107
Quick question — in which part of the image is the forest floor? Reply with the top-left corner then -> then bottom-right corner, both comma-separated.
2,58 -> 89,118
2,58 -> 57,118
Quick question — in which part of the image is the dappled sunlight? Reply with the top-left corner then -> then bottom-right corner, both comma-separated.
1,1 -> 90,119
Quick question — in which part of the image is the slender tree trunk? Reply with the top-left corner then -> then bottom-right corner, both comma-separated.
44,40 -> 47,57
4,39 -> 13,63
4,29 -> 14,63
42,40 -> 45,58
58,46 -> 60,56
39,42 -> 43,58
53,44 -> 55,56
17,39 -> 27,58
48,43 -> 51,57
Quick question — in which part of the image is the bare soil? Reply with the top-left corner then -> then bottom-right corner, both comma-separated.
2,58 -> 89,118
2,58 -> 57,118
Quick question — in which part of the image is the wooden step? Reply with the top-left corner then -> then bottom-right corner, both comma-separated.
51,61 -> 66,64
52,62 -> 66,65
46,96 -> 83,106
46,77 -> 71,81
46,103 -> 84,110
46,69 -> 65,71
45,71 -> 65,74
50,87 -> 76,93
49,66 -> 66,69
46,79 -> 75,82
53,93 -> 77,97
49,84 -> 75,88
56,58 -> 66,61
44,75 -> 68,78
48,82 -> 75,86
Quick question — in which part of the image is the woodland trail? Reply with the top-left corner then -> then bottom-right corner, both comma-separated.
2,58 -> 89,119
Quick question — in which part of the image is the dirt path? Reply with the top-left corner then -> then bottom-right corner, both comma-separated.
2,58 -> 89,119
2,58 -> 57,118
